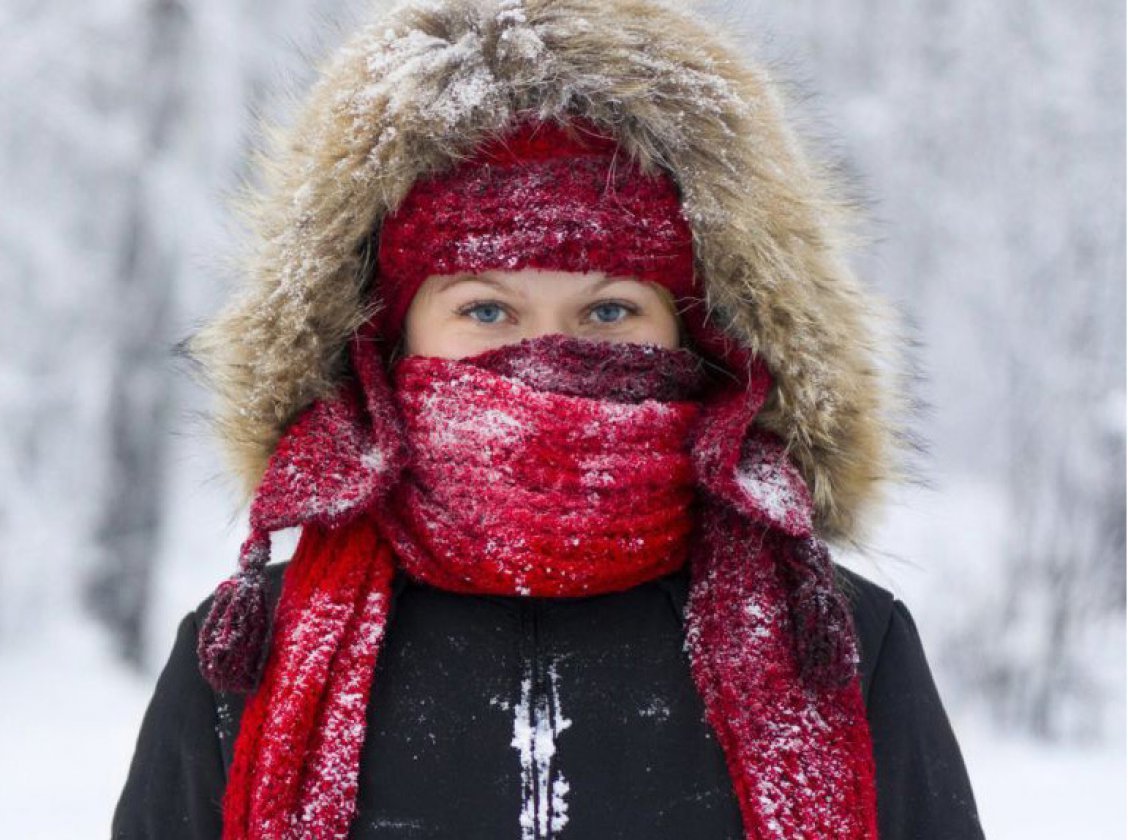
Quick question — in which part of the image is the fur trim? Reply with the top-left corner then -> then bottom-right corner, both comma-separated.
186,0 -> 911,544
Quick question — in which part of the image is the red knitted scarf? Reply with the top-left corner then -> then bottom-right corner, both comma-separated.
216,335 -> 878,839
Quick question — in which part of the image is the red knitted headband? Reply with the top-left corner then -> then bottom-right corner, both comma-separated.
374,114 -> 698,351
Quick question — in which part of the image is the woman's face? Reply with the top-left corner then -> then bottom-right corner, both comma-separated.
401,269 -> 681,359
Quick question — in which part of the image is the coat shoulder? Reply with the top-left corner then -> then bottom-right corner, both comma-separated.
833,563 -> 896,705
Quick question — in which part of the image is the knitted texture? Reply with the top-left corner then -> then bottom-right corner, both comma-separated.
374,115 -> 696,351
380,338 -> 705,596
222,518 -> 394,839
196,382 -> 405,693
214,334 -> 878,840
686,510 -> 877,837
196,528 -> 272,691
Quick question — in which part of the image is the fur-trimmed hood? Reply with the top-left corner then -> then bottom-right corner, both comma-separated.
187,0 -> 910,545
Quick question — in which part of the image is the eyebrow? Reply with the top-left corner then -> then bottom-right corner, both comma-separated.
436,274 -> 509,293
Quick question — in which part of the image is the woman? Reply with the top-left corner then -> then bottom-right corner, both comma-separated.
113,1 -> 985,838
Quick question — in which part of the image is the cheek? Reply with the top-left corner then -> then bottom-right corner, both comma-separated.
403,310 -> 512,359
627,308 -> 681,348
436,331 -> 515,359
402,296 -> 456,358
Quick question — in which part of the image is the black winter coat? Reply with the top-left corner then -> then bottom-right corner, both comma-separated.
112,562 -> 985,839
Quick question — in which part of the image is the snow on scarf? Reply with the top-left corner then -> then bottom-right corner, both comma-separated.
200,333 -> 878,839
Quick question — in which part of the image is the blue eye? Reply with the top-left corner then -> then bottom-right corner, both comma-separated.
463,302 -> 506,324
590,302 -> 633,324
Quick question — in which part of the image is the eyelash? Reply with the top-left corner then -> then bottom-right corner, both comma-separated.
454,299 -> 641,324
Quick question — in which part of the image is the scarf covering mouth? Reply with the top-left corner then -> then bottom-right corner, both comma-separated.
202,334 -> 879,840
381,336 -> 708,597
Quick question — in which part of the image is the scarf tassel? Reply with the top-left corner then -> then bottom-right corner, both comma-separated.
197,528 -> 274,694
781,535 -> 861,691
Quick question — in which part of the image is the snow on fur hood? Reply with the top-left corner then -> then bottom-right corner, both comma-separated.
186,0 -> 910,545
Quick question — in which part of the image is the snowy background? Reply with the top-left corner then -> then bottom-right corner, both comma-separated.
0,0 -> 1124,837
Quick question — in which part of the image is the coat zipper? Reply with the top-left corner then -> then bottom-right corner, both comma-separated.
514,600 -> 571,839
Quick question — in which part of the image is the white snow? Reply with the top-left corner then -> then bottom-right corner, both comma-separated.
508,661 -> 573,839
954,711 -> 1126,840
0,614 -> 151,839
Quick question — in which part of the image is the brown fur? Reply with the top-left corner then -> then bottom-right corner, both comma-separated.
186,0 -> 913,545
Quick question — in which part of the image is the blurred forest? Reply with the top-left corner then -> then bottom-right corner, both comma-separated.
0,0 -> 1123,748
